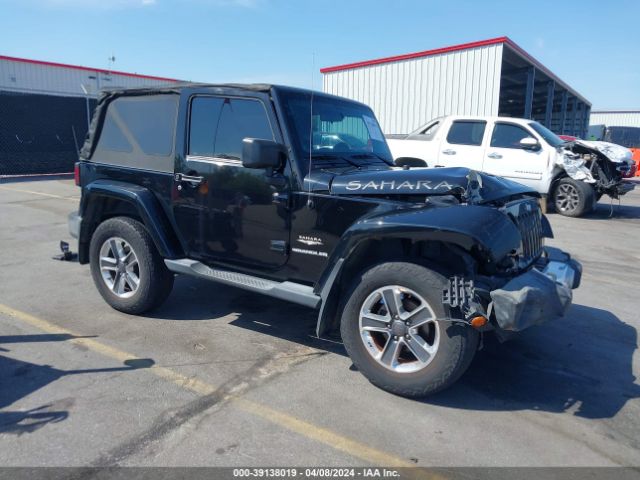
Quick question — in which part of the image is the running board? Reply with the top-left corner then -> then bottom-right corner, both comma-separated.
164,259 -> 320,309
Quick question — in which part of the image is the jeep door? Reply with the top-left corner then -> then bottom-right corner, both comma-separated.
172,93 -> 290,270
482,122 -> 546,191
436,119 -> 487,170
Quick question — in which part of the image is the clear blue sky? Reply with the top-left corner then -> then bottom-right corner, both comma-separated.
1,0 -> 638,109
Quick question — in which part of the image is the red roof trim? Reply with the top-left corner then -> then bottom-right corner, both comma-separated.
320,37 -> 509,73
0,54 -> 179,83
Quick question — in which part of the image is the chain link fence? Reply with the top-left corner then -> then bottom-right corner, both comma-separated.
0,91 -> 96,176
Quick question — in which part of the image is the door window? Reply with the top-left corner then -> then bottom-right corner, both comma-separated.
491,123 -> 533,149
446,121 -> 486,146
188,96 -> 274,159
419,121 -> 440,139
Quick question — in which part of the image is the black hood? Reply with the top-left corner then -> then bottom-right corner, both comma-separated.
304,167 -> 537,204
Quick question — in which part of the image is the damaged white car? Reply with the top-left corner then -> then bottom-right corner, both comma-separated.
387,115 -> 636,217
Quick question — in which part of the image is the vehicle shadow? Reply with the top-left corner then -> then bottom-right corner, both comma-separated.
586,201 -> 640,220
143,276 -> 249,321
547,201 -> 640,220
217,291 -> 639,419
148,278 -> 639,419
0,334 -> 155,435
426,304 -> 640,419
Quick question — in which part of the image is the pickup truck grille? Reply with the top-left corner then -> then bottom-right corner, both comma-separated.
504,199 -> 544,265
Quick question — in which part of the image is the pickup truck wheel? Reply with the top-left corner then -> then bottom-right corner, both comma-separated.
89,217 -> 174,314
340,262 -> 478,397
553,178 -> 595,217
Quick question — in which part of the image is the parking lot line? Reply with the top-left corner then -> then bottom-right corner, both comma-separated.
0,302 -> 420,469
0,185 -> 79,201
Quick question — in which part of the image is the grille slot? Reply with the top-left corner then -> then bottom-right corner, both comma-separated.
504,200 -> 543,266
514,202 -> 542,263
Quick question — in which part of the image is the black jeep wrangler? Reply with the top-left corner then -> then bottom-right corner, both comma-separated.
69,84 -> 581,397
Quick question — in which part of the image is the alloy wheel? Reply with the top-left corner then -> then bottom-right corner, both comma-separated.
99,237 -> 140,298
555,183 -> 580,213
359,285 -> 440,373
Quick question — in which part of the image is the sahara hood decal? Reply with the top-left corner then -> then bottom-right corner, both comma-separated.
344,179 -> 456,191
324,167 -> 537,203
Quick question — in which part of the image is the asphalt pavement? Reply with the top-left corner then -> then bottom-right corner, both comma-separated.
0,178 -> 638,470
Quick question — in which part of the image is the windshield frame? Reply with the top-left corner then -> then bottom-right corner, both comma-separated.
528,121 -> 566,148
276,88 -> 394,173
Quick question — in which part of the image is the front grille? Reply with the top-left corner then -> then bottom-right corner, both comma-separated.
504,200 -> 544,265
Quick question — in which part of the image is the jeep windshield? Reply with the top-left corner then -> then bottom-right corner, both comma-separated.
278,89 -> 394,171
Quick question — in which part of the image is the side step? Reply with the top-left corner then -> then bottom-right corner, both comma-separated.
164,259 -> 321,309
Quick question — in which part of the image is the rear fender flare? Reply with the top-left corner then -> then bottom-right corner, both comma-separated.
79,180 -> 182,263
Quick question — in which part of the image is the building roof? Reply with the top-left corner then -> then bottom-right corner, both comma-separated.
0,54 -> 179,83
591,110 -> 640,113
320,36 -> 589,106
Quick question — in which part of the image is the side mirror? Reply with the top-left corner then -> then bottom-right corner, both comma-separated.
242,138 -> 286,170
519,137 -> 541,151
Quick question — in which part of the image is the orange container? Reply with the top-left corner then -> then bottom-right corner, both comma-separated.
632,148 -> 640,177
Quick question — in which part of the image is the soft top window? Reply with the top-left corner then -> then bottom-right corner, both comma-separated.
93,94 -> 178,172
113,96 -> 177,156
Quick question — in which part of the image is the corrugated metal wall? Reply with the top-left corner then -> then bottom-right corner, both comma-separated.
322,44 -> 503,134
0,57 -> 176,98
589,111 -> 640,128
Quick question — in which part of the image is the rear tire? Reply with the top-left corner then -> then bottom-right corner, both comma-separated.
553,177 -> 595,217
89,216 -> 174,314
340,262 -> 478,397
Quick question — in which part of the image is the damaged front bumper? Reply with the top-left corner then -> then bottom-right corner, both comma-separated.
489,247 -> 581,332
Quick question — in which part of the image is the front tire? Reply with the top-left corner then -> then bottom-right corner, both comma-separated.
553,177 -> 595,217
340,262 -> 478,397
89,216 -> 174,314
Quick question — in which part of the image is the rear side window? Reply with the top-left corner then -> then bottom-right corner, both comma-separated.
491,123 -> 532,149
99,95 -> 177,156
446,121 -> 486,146
93,94 -> 178,173
188,96 -> 274,159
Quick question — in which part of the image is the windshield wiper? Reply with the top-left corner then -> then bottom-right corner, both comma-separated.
347,153 -> 393,165
310,153 -> 361,168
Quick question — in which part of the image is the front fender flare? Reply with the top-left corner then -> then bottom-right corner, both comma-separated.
314,205 -> 521,337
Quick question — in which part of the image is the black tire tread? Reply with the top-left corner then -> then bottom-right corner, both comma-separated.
89,216 -> 174,314
340,262 -> 478,398
553,177 -> 595,217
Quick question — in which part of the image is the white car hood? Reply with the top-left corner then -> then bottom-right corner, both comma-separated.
572,140 -> 632,163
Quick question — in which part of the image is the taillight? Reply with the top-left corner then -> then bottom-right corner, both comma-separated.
74,163 -> 80,186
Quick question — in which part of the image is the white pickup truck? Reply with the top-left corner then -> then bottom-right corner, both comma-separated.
386,115 -> 635,217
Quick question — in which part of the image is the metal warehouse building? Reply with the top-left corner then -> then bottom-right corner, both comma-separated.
0,55 -> 177,176
321,37 -> 591,137
590,110 -> 640,128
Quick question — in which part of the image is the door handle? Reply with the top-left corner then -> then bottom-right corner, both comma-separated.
175,173 -> 204,187
442,149 -> 456,155
487,153 -> 503,159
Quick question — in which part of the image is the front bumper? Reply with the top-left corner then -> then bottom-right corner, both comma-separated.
68,211 -> 81,239
489,247 -> 581,332
616,180 -> 636,195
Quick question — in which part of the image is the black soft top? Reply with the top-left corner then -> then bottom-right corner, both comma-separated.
79,83 -> 274,160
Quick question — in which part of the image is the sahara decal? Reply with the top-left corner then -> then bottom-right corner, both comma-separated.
344,180 -> 456,191
296,235 -> 324,246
